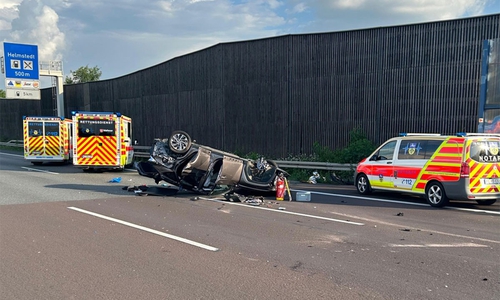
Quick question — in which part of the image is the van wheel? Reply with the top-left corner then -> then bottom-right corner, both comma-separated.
356,174 -> 371,195
31,162 -> 43,166
425,181 -> 448,207
169,131 -> 192,154
476,199 -> 497,205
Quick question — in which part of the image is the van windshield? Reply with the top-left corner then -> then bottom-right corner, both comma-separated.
469,141 -> 500,163
27,122 -> 60,137
78,119 -> 115,137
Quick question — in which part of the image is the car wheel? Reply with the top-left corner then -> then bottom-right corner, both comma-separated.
169,130 -> 192,154
425,181 -> 449,207
356,174 -> 371,195
476,199 -> 497,205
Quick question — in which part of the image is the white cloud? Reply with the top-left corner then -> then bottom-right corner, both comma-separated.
331,0 -> 367,9
291,2 -> 308,13
0,0 -> 496,91
296,0 -> 493,33
267,0 -> 283,9
8,0 -> 65,62
315,0 -> 489,20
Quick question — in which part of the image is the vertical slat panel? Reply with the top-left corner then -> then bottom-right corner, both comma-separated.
1,14 -> 499,158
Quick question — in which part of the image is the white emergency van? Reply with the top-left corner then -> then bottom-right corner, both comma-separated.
355,133 -> 500,207
23,116 -> 72,165
72,111 -> 134,171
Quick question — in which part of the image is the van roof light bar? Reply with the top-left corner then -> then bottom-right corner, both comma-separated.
399,133 -> 441,137
456,132 -> 500,137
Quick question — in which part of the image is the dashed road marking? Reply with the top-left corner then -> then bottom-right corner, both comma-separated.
389,243 -> 488,248
22,166 -> 59,174
293,189 -> 500,215
197,197 -> 365,226
68,206 -> 219,252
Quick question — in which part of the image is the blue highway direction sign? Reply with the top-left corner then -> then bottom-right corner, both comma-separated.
3,42 -> 39,80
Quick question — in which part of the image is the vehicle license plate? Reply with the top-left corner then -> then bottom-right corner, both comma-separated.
483,178 -> 500,185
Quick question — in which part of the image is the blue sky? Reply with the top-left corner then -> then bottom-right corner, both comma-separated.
0,0 -> 499,89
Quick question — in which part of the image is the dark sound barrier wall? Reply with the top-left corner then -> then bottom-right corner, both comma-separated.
1,14 -> 499,158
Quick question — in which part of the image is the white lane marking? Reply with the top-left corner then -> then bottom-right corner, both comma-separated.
197,197 -> 364,226
325,211 -> 500,245
293,189 -> 500,216
21,166 -> 59,175
447,206 -> 500,215
0,152 -> 23,158
68,206 -> 219,252
389,243 -> 488,248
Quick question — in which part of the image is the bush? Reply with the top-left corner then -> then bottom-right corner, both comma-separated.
284,128 -> 376,184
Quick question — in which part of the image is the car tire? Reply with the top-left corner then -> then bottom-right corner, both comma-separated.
169,130 -> 192,154
425,181 -> 449,207
356,174 -> 371,195
476,199 -> 497,205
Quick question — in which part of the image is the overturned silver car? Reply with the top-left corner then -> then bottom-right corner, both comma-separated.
135,131 -> 289,195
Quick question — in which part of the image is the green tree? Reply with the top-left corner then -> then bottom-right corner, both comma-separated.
0,89 -> 5,98
64,65 -> 102,84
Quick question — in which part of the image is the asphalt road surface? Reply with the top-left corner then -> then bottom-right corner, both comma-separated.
1,151 -> 499,300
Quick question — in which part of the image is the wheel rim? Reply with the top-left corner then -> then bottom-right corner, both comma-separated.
427,185 -> 442,204
358,176 -> 367,193
170,133 -> 189,152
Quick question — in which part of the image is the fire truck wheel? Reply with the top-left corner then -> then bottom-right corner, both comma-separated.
425,181 -> 449,207
31,162 -> 43,166
356,174 -> 371,195
169,130 -> 192,154
476,199 -> 497,205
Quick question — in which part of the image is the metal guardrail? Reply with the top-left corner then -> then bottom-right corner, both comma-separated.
274,161 -> 354,171
0,140 -> 23,146
132,146 -> 354,171
0,143 -> 353,171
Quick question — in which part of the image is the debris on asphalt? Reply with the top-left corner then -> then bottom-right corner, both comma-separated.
123,185 -> 178,196
307,171 -> 321,184
109,177 -> 122,183
244,196 -> 264,206
223,192 -> 245,202
396,212 -> 404,216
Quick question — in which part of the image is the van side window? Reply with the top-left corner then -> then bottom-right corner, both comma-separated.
44,122 -> 60,137
398,140 -> 443,160
398,140 -> 425,159
373,141 -> 397,161
424,140 -> 442,158
28,122 -> 43,137
470,141 -> 500,163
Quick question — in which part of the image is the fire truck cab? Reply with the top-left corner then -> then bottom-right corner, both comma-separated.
72,111 -> 134,171
23,116 -> 72,165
